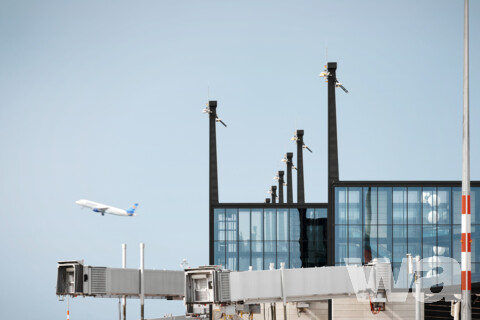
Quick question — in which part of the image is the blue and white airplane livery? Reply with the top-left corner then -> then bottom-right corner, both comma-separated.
75,199 -> 138,217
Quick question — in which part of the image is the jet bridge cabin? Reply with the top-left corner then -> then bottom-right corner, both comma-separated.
56,260 -> 184,299
56,260 -> 84,295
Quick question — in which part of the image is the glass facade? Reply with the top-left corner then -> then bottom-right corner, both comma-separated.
214,207 -> 327,271
335,186 -> 480,287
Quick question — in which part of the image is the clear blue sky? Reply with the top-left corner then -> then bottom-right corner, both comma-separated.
0,1 -> 478,319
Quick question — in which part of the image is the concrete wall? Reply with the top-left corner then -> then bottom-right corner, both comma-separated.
333,295 -> 423,320
214,297 -> 423,320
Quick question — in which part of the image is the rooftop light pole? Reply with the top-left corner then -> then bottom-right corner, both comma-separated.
461,0 -> 471,318
320,62 -> 348,320
275,171 -> 285,203
269,186 -> 277,204
292,130 -> 313,203
283,153 -> 295,203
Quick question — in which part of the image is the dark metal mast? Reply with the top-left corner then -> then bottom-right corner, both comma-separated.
270,186 -> 277,204
296,130 -> 305,203
286,152 -> 294,203
327,63 -> 339,185
325,62 -> 339,320
278,171 -> 285,203
208,101 -> 218,266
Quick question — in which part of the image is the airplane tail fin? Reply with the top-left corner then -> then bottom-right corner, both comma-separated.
126,203 -> 139,215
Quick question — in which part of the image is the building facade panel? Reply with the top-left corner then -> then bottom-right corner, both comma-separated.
334,185 -> 480,289
213,206 -> 327,271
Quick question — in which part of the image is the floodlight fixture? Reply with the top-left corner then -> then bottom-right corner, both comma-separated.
292,132 -> 313,153
320,66 -> 348,93
203,103 -> 227,127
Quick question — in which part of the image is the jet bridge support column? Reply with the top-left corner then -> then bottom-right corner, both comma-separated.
122,244 -> 127,320
140,243 -> 145,320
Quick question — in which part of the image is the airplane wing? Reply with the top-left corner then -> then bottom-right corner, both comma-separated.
93,207 -> 109,213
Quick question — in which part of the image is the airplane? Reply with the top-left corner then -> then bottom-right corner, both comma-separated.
75,199 -> 138,217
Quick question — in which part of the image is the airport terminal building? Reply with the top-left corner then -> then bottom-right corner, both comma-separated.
55,63 -> 479,320
208,63 -> 480,319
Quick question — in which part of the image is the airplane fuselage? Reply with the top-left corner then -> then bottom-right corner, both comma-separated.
75,199 -> 137,217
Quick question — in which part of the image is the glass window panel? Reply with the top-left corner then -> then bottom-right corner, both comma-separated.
473,226 -> 479,263
226,242 -> 238,271
348,187 -> 362,224
453,225 -> 461,263
437,187 -> 451,225
473,264 -> 480,283
264,209 -> 276,241
238,241 -> 251,271
290,242 -> 301,269
408,187 -> 422,224
408,225 -> 422,258
238,209 -> 250,241
214,208 -> 225,241
225,209 -> 238,241
423,187 -> 437,225
214,241 -> 226,266
393,226 -> 407,263
378,187 -> 392,225
306,208 -> 315,219
305,241 -> 320,268
437,226 -> 451,258
423,225 -> 437,260
453,187 -> 462,225
378,225 -> 392,262
277,241 -> 289,268
348,225 -> 363,262
277,209 -> 289,241
364,187 -> 377,225
310,216 -> 327,244
335,187 -> 347,224
289,208 -> 300,241
251,209 -> 263,241
335,225 -> 348,264
251,241 -> 263,270
364,224 -> 377,263
264,241 -> 276,269
473,187 -> 480,225
393,187 -> 407,224
318,240 -> 328,267
315,208 -> 327,219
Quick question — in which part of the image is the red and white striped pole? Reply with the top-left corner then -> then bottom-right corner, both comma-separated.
67,295 -> 70,320
461,0 -> 471,319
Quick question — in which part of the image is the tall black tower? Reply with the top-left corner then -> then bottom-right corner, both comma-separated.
296,130 -> 305,203
278,171 -> 285,203
286,152 -> 294,203
208,101 -> 218,266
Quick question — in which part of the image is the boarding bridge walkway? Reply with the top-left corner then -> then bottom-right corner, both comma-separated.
57,260 -> 399,317
56,261 -> 184,300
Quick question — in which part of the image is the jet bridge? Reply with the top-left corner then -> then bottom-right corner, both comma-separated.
56,260 -> 184,299
184,262 -> 392,317
57,260 -> 401,318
